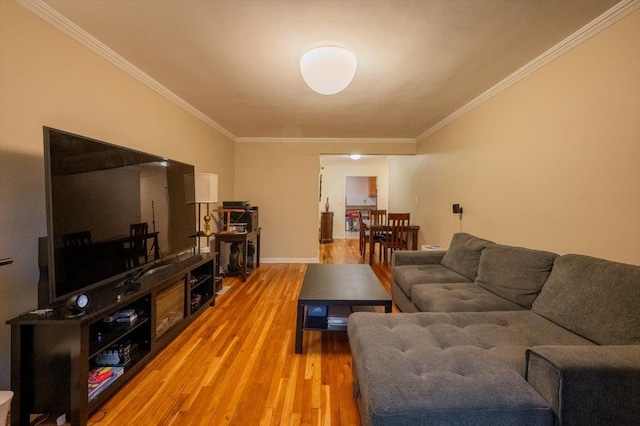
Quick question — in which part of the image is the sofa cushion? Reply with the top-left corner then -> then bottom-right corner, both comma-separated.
532,254 -> 640,345
411,283 -> 525,312
440,233 -> 494,280
392,250 -> 446,266
475,244 -> 558,309
391,283 -> 421,313
348,311 -> 593,426
393,264 -> 471,297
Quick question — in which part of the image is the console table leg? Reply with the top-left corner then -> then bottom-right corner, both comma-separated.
295,304 -> 304,354
256,233 -> 260,268
241,240 -> 248,282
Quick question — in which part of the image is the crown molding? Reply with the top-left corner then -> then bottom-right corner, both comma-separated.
17,0 -> 237,142
18,0 -> 637,145
235,137 -> 416,144
417,0 -> 640,142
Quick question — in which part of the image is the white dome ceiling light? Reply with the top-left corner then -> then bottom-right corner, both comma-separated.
300,46 -> 357,95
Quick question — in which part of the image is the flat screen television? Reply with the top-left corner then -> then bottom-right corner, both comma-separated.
43,127 -> 196,304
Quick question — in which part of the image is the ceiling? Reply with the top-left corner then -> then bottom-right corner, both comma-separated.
41,0 -> 622,140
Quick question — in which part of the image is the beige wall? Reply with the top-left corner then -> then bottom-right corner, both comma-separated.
234,142 -> 414,261
387,154 -> 429,244
0,2 -> 235,389
390,10 -> 640,264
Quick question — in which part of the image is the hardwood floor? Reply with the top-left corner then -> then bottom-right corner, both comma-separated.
89,238 -> 393,426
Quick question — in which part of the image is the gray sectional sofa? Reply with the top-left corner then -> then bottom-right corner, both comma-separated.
348,233 -> 640,425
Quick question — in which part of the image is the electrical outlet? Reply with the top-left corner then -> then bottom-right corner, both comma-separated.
415,197 -> 419,204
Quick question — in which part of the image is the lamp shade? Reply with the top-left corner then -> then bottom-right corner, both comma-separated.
300,46 -> 357,95
185,173 -> 218,204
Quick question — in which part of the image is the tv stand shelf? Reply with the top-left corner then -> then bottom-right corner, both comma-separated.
189,262 -> 215,315
88,315 -> 150,357
7,254 -> 215,426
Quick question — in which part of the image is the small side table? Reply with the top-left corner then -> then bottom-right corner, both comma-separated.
319,212 -> 333,243
214,227 -> 261,282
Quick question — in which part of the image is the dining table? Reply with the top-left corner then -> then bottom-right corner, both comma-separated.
362,221 -> 420,265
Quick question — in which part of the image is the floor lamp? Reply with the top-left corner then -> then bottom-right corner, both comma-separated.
185,173 -> 219,254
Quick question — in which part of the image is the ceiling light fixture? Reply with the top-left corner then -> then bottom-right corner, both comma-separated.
300,46 -> 357,95
350,154 -> 362,160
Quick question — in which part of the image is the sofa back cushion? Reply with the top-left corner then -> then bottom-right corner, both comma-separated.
532,254 -> 640,345
475,244 -> 558,309
440,233 -> 494,280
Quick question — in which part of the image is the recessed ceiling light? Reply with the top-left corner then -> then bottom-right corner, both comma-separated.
300,46 -> 357,95
350,154 -> 362,160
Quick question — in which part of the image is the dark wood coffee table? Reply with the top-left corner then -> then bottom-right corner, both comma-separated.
295,264 -> 392,353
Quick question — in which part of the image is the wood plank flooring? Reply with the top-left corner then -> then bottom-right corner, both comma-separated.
89,238 -> 394,426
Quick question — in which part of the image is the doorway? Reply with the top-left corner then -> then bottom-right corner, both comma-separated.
319,155 -> 389,241
345,176 -> 377,239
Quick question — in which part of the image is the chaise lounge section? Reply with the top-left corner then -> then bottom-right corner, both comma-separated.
349,235 -> 640,425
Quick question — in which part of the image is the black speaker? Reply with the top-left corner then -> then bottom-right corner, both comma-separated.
227,242 -> 244,276
246,242 -> 255,269
65,292 -> 89,318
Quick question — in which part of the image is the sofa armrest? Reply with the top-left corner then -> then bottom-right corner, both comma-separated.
392,250 -> 446,266
525,345 -> 640,425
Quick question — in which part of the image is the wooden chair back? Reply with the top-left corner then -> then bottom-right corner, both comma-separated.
358,211 -> 368,257
369,209 -> 387,240
129,222 -> 149,265
385,213 -> 410,250
369,209 -> 387,226
130,222 -> 148,237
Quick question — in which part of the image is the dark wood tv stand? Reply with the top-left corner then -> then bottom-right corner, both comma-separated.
7,254 -> 215,426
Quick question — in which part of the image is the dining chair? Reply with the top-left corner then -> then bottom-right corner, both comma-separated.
369,209 -> 387,261
129,222 -> 149,266
381,213 -> 410,265
358,211 -> 369,258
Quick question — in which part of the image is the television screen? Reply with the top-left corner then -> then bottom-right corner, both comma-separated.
44,127 -> 196,302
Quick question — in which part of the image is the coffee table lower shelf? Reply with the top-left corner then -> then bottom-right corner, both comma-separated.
296,303 -> 391,353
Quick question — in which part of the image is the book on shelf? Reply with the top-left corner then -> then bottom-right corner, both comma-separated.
307,305 -> 328,317
115,309 -> 136,318
326,324 -> 348,331
116,312 -> 138,323
88,366 -> 124,402
326,305 -> 376,326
